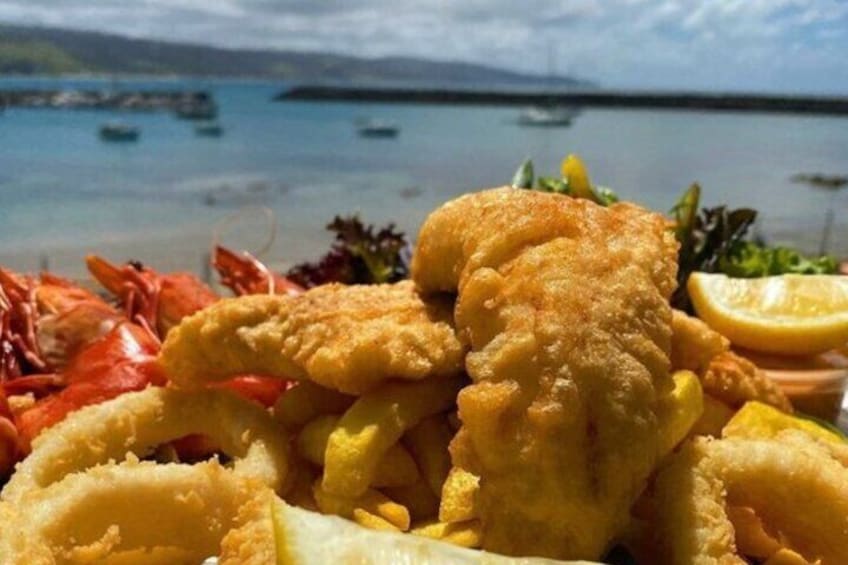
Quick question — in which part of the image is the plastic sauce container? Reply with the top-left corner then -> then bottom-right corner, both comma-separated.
739,349 -> 848,424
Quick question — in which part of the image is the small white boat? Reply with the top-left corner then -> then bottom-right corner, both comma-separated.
176,99 -> 218,120
517,106 -> 577,127
99,121 -> 140,142
355,118 -> 399,138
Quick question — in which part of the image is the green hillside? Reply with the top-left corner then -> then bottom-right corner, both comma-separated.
0,23 -> 590,88
0,39 -> 86,74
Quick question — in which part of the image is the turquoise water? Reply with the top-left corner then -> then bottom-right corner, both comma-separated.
1,77 -> 846,275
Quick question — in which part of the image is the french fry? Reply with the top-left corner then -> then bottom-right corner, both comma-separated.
273,381 -> 355,430
323,376 -> 463,496
370,446 -> 419,488
296,415 -> 338,465
404,414 -> 453,497
409,519 -> 482,548
656,370 -> 704,456
438,467 -> 479,523
381,479 -> 440,522
282,462 -> 319,512
352,509 -> 401,532
313,480 -> 411,531
690,394 -> 735,438
297,415 -> 419,488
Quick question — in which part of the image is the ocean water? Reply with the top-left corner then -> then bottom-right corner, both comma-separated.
1,76 -> 846,276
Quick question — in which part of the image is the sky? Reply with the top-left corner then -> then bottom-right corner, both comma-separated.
0,0 -> 847,93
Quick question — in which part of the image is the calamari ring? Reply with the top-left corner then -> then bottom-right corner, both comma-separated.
655,430 -> 848,564
0,502 -> 51,563
2,386 -> 290,503
219,485 -> 278,565
0,460 -> 260,564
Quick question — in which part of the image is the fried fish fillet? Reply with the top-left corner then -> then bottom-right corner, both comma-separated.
160,281 -> 465,395
671,311 -> 791,412
670,310 -> 729,375
412,187 -> 679,559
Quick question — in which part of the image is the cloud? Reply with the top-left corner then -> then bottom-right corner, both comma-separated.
0,0 -> 845,93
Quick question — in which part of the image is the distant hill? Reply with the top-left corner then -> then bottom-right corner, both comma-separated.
0,24 -> 591,88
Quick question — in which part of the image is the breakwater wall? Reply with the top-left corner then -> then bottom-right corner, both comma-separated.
278,86 -> 848,116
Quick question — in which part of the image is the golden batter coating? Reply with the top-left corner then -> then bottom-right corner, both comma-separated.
412,187 -> 678,560
671,310 -> 791,412
160,280 -> 465,395
655,431 -> 848,564
702,351 -> 792,413
671,310 -> 729,375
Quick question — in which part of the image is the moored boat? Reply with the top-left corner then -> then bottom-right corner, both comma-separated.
176,99 -> 218,120
194,121 -> 224,137
355,118 -> 399,138
98,121 -> 140,142
517,106 -> 578,127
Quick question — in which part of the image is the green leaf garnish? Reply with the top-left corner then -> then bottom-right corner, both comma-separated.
719,242 -> 838,277
512,159 -> 534,189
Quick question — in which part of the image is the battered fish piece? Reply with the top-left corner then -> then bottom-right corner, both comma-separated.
160,281 -> 465,395
703,352 -> 792,413
671,311 -> 791,412
412,187 -> 679,559
670,310 -> 729,375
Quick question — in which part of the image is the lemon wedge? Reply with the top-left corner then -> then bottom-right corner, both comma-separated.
272,499 -> 596,564
687,273 -> 848,355
722,400 -> 845,444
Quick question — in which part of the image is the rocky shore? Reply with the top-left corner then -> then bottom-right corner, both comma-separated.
0,89 -> 214,112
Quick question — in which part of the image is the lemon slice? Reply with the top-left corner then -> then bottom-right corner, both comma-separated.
687,273 -> 848,355
272,499 -> 596,564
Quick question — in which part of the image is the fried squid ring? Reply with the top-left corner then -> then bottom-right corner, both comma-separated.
219,486 -> 278,565
0,460 -> 258,564
655,430 -> 848,564
2,386 -> 290,503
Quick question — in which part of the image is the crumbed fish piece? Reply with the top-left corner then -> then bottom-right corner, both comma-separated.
671,310 -> 791,412
160,280 -> 465,395
703,351 -> 792,413
671,310 -> 729,375
412,186 -> 679,560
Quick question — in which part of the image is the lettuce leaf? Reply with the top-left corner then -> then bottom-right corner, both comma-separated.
510,158 -> 620,204
287,215 -> 410,288
511,158 -> 534,189
670,184 -> 757,311
719,242 -> 838,277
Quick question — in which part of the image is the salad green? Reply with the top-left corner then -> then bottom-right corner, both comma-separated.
509,156 -> 839,312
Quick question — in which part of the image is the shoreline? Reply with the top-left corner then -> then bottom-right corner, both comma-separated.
0,212 -> 333,282
1,215 -> 843,282
0,88 -> 213,112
